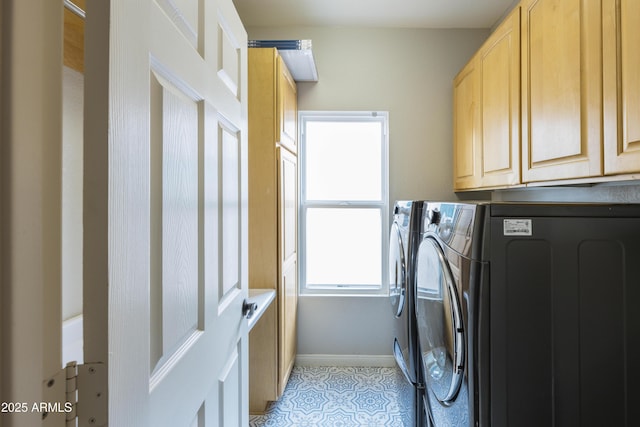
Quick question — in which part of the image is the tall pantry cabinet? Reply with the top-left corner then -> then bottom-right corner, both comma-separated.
248,48 -> 298,414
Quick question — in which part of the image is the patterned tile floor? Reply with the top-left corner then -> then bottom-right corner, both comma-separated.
249,366 -> 407,427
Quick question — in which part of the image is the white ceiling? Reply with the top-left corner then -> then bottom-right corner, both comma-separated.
232,0 -> 517,29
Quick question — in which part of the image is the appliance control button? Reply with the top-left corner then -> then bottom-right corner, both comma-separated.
429,209 -> 441,225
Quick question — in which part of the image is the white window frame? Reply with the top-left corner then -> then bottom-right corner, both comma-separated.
299,111 -> 390,296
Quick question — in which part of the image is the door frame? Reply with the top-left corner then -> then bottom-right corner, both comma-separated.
1,1 -> 63,426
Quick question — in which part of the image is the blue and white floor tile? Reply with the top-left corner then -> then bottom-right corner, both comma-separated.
249,366 -> 407,427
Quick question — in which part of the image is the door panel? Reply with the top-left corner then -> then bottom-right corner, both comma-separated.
84,0 -> 248,425
603,0 -> 640,174
277,147 -> 297,394
521,0 -> 602,181
149,67 -> 202,375
480,8 -> 520,187
453,60 -> 480,190
279,259 -> 298,394
277,57 -> 298,153
222,123 -> 242,297
482,39 -> 512,173
155,0 -> 199,49
280,148 -> 297,261
218,26 -> 241,97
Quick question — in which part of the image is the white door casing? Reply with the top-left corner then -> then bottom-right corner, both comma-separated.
1,1 -> 64,426
83,0 -> 249,425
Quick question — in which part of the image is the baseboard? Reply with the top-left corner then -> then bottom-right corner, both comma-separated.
295,354 -> 396,367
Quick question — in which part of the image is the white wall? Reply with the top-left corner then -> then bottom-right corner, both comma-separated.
247,26 -> 489,358
62,66 -> 84,321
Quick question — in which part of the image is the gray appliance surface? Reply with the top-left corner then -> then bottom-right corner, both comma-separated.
483,202 -> 640,427
415,201 -> 640,427
390,200 -> 425,427
415,202 -> 479,427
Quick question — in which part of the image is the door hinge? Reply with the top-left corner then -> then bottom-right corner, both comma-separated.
43,362 -> 107,427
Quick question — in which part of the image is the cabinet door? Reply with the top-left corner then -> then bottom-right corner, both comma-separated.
603,0 -> 640,174
278,259 -> 297,394
277,147 -> 298,394
453,58 -> 481,190
277,57 -> 298,153
479,7 -> 521,188
521,0 -> 602,182
279,148 -> 297,265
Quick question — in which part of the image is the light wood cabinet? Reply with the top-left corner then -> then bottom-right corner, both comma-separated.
454,0 -> 640,191
278,62 -> 298,153
248,47 -> 298,414
453,7 -> 520,190
603,0 -> 640,174
478,7 -> 521,188
453,57 -> 481,190
64,0 -> 85,73
521,0 -> 602,182
278,146 -> 297,395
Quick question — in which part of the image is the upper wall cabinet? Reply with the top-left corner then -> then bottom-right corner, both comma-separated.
453,56 -> 481,190
453,7 -> 520,191
454,0 -> 640,191
478,7 -> 521,188
521,0 -> 603,182
603,0 -> 640,174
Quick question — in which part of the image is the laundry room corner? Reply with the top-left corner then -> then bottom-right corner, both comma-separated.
295,294 -> 395,366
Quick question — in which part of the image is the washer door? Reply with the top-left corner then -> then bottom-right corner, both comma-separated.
388,221 -> 407,318
415,236 -> 465,404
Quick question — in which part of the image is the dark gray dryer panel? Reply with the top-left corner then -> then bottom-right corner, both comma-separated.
487,209 -> 640,427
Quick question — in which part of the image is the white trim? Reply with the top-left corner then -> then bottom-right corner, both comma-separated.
62,315 -> 84,365
298,111 -> 390,296
295,354 -> 396,368
1,0 -> 63,415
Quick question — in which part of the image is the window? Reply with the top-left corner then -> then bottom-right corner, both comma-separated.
299,111 -> 389,295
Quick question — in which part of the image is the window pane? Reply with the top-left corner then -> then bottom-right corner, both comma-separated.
306,208 -> 381,286
305,121 -> 382,201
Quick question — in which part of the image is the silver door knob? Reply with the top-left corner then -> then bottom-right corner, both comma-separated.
242,300 -> 257,319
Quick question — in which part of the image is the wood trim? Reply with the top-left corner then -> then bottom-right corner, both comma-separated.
64,0 -> 85,72
603,0 -> 640,174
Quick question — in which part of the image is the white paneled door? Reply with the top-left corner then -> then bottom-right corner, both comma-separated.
83,0 -> 249,426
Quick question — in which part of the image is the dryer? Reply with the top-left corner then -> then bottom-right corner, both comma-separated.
415,201 -> 640,427
389,200 -> 425,426
414,202 -> 476,426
